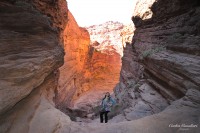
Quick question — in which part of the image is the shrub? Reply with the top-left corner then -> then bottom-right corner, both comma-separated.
140,46 -> 166,59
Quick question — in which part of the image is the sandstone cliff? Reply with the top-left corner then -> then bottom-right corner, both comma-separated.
70,22 -> 125,112
86,21 -> 134,56
55,10 -> 90,111
0,0 -> 67,116
72,43 -> 121,112
55,18 -> 122,114
0,0 -> 70,132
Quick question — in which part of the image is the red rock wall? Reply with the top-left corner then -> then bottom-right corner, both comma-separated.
71,44 -> 121,111
84,47 -> 121,92
55,17 -> 122,112
55,10 -> 90,111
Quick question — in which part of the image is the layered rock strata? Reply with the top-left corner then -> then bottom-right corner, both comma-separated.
71,22 -> 135,113
68,21 -> 138,114
72,42 -> 121,112
114,0 -> 200,123
55,18 -> 122,114
55,10 -> 90,112
0,0 -> 66,116
0,0 -> 69,132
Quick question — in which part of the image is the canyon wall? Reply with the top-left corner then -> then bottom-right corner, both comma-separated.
55,10 -> 90,111
132,0 -> 200,98
72,43 -> 121,112
0,0 -> 67,116
86,21 -> 124,56
71,22 -> 125,112
114,0 -> 200,123
55,15 -> 122,115
56,21 -> 123,113
0,0 -> 73,132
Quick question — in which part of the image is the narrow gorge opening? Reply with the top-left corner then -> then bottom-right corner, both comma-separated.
54,0 -> 172,123
55,0 -> 136,122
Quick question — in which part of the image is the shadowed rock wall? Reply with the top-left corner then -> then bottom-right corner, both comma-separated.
114,0 -> 200,122
0,0 -> 67,116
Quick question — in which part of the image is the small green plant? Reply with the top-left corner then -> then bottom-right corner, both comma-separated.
133,83 -> 141,92
127,80 -> 135,88
134,83 -> 140,89
127,83 -> 134,88
140,46 -> 166,59
172,33 -> 182,39
166,33 -> 184,44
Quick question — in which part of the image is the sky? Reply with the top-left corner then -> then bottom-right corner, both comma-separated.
67,0 -> 137,27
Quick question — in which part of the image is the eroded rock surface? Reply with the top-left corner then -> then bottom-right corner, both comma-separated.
0,0 -> 66,116
55,16 -> 122,114
86,21 -> 124,56
71,22 -> 134,113
55,10 -> 90,112
72,43 -> 121,112
114,0 -> 200,126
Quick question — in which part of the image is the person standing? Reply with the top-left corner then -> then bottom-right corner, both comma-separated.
100,92 -> 116,123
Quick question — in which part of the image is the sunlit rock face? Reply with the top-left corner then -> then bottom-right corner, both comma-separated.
120,23 -> 135,47
66,22 -> 125,112
72,42 -> 121,112
114,0 -> 200,123
55,20 -> 136,114
133,0 -> 156,20
87,21 -> 128,56
55,18 -> 125,114
70,22 -> 135,112
55,10 -> 90,112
